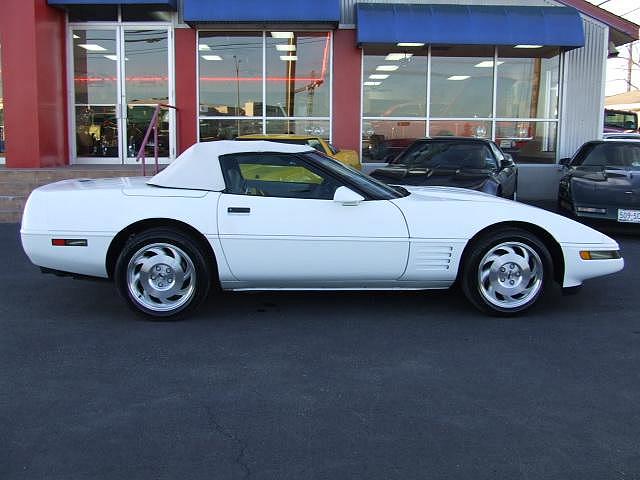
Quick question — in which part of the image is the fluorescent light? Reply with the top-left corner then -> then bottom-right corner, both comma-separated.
72,34 -> 80,39
376,65 -> 399,71
280,55 -> 298,61
369,74 -> 389,80
78,44 -> 107,52
104,55 -> 118,61
385,53 -> 413,61
447,75 -> 470,81
271,32 -> 294,39
474,60 -> 504,68
514,44 -> 543,49
397,42 -> 424,47
364,81 -> 382,86
275,44 -> 296,52
198,44 -> 211,51
201,55 -> 223,61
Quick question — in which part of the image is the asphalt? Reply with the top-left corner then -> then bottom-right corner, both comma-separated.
1,222 -> 640,480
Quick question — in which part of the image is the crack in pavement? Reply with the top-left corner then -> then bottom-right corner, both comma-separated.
203,406 -> 251,479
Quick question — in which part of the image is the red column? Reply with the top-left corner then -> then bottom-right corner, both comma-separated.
1,0 -> 68,168
332,29 -> 362,153
174,28 -> 197,154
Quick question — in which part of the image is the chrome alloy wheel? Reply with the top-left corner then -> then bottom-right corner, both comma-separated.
477,241 -> 543,309
126,243 -> 196,312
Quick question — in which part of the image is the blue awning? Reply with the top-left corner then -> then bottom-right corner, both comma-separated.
48,0 -> 177,7
183,0 -> 340,24
356,4 -> 585,50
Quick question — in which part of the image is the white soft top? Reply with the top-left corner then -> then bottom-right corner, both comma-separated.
147,140 -> 314,191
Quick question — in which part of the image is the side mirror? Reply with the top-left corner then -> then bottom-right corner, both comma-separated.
500,154 -> 515,168
559,157 -> 571,167
333,186 -> 364,206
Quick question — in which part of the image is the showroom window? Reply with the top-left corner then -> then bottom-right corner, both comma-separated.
0,43 -> 4,160
362,46 -> 561,164
198,31 -> 332,142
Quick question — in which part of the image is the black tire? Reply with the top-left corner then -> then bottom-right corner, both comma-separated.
460,228 -> 553,316
114,228 -> 212,320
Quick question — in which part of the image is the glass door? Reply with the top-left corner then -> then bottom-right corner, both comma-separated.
71,26 -> 173,164
72,28 -> 121,162
121,28 -> 171,163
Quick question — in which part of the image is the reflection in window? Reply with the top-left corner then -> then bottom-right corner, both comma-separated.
496,122 -> 557,164
199,33 -> 263,117
429,120 -> 491,139
496,52 -> 560,119
266,32 -> 331,118
198,32 -> 331,142
430,55 -> 494,118
362,54 -> 427,117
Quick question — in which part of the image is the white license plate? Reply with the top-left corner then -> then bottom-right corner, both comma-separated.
617,209 -> 640,223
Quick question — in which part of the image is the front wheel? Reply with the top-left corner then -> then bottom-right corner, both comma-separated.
461,228 -> 553,316
114,228 -> 211,319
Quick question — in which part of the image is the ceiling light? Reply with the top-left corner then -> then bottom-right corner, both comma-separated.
385,53 -> 413,61
474,60 -> 504,68
514,44 -> 543,49
271,32 -> 294,39
397,42 -> 424,47
280,55 -> 298,61
201,55 -> 223,61
104,55 -> 118,61
78,44 -> 107,52
72,34 -> 80,39
363,81 -> 381,86
447,75 -> 470,81
369,74 -> 390,80
276,44 -> 296,52
376,65 -> 399,71
198,44 -> 211,51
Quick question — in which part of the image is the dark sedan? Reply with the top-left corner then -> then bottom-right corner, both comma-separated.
558,140 -> 640,223
369,137 -> 518,199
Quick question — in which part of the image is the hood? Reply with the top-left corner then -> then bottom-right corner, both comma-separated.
566,167 -> 640,207
371,166 -> 494,190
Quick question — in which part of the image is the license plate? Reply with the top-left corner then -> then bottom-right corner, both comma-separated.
617,209 -> 640,223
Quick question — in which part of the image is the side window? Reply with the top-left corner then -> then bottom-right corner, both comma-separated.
220,153 -> 342,200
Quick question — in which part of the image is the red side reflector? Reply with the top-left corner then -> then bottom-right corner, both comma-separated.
51,239 -> 88,247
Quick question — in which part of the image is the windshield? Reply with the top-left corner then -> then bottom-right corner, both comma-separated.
304,152 -> 407,200
573,142 -> 640,169
391,141 -> 498,170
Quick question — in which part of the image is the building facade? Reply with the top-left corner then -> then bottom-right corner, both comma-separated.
0,0 -> 637,197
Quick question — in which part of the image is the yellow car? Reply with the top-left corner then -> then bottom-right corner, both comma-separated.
236,134 -> 361,170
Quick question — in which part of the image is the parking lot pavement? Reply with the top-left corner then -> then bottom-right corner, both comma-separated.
1,223 -> 640,480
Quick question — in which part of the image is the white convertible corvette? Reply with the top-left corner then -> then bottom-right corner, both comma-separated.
21,141 -> 623,318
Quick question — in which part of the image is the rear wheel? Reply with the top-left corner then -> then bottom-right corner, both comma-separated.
114,228 -> 211,319
461,228 -> 552,316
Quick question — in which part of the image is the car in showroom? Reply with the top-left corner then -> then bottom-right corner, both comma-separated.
21,141 -> 623,319
558,139 -> 640,223
369,137 -> 518,199
236,134 -> 361,170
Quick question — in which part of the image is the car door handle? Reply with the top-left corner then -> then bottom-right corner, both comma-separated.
228,207 -> 251,214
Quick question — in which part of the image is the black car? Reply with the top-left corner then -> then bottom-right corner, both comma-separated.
558,140 -> 640,223
369,137 -> 518,199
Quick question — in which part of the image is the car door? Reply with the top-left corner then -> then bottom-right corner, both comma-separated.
217,152 -> 409,286
489,142 -> 517,197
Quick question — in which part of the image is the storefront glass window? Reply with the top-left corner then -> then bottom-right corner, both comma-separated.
430,55 -> 494,118
362,54 -> 427,118
199,33 -> 263,118
362,47 -> 561,164
496,51 -> 560,119
198,32 -> 332,142
0,43 -> 4,156
265,32 -> 331,118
